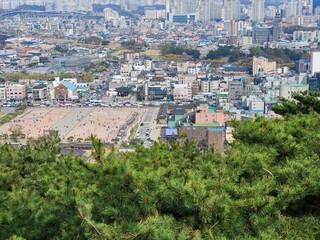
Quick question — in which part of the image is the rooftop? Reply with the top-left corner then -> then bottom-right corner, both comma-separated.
183,123 -> 223,127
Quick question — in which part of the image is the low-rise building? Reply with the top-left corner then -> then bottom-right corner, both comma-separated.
33,84 -> 48,100
180,124 -> 225,152
6,83 -> 27,100
54,81 -> 78,100
195,104 -> 230,125
0,85 -> 6,102
280,83 -> 309,99
173,84 -> 192,100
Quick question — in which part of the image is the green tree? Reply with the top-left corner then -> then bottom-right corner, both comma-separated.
8,124 -> 24,142
284,48 -> 302,61
82,72 -> 94,82
273,91 -> 320,116
54,45 -> 68,53
161,44 -> 200,59
102,40 -> 110,46
0,114 -> 320,239
206,46 -> 232,59
90,134 -> 105,163
59,72 -> 76,79
3,72 -> 25,82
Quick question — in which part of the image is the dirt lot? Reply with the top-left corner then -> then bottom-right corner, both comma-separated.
0,107 -> 145,143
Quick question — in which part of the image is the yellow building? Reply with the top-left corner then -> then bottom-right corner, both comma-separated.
252,56 -> 277,75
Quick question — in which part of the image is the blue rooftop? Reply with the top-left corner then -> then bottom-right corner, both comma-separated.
166,128 -> 178,136
62,81 -> 77,91
295,59 -> 310,63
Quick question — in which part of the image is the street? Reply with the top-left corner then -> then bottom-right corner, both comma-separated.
135,107 -> 160,146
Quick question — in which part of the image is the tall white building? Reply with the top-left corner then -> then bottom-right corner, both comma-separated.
311,52 -> 320,76
0,0 -> 93,11
0,0 -> 44,9
173,0 -> 198,14
252,0 -> 264,22
45,0 -> 55,10
196,0 -> 212,21
287,0 -> 297,17
166,0 -> 171,13
0,0 -> 18,9
53,0 -> 92,11
223,0 -> 240,20
104,8 -> 119,20
212,1 -> 223,19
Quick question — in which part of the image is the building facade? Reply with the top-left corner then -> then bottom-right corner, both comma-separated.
311,52 -> 320,76
252,0 -> 265,22
5,83 -> 27,100
253,56 -> 277,75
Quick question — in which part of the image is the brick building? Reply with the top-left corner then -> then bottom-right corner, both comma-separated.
180,124 -> 225,152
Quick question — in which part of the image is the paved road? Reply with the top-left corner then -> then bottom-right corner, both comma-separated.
136,107 -> 160,146
50,108 -> 92,138
1,107 -> 16,115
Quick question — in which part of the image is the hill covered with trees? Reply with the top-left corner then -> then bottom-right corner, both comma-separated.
1,94 -> 320,239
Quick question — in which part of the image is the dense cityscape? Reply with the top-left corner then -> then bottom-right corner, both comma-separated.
0,0 -> 319,239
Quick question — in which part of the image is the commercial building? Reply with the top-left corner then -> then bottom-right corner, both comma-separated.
168,13 -> 196,23
173,84 -> 192,99
32,84 -> 48,101
252,27 -> 273,45
252,14 -> 282,44
5,83 -> 27,100
195,104 -> 230,125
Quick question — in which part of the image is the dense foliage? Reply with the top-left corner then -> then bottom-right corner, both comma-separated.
273,91 -> 320,117
205,46 -> 246,63
206,46 -> 232,59
2,71 -> 95,83
0,109 -> 320,238
161,45 -> 201,59
250,46 -> 302,62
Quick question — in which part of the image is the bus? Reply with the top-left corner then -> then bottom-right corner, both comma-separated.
90,99 -> 102,106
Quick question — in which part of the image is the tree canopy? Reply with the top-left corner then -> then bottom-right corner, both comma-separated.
0,112 -> 320,239
161,45 -> 201,59
273,91 -> 320,117
249,47 -> 302,62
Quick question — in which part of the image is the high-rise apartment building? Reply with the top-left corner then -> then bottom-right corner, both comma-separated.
173,0 -> 197,14
168,0 -> 224,22
252,0 -> 264,21
223,0 -> 241,20
0,0 -> 44,9
196,0 -> 212,21
313,0 -> 320,14
311,52 -> 320,76
104,8 -> 119,20
0,0 -> 92,11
